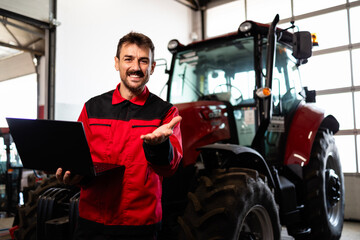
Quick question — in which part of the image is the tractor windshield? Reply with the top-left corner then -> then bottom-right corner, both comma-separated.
168,37 -> 255,106
168,35 -> 303,146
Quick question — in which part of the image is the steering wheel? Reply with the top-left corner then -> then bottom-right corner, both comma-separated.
213,83 -> 243,105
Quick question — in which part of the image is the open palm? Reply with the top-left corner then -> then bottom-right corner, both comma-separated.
140,116 -> 182,145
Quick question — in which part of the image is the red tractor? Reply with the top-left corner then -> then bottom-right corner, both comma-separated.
159,14 -> 344,240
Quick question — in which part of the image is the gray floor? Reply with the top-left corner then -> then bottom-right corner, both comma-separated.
0,217 -> 359,239
281,221 -> 360,240
0,217 -> 13,240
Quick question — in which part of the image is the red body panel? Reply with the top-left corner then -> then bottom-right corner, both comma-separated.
284,102 -> 325,166
175,101 -> 231,167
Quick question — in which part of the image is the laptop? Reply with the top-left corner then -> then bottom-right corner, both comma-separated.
6,117 -> 121,176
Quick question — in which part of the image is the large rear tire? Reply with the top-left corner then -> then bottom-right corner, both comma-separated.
303,129 -> 344,240
178,168 -> 281,240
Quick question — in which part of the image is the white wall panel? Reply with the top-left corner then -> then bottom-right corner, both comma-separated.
55,0 -> 192,120
344,175 -> 360,220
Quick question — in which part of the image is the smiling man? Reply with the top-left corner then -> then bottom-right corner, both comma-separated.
115,35 -> 154,97
56,32 -> 183,240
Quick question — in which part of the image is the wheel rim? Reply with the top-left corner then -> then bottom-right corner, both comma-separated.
239,205 -> 274,240
326,154 -> 342,227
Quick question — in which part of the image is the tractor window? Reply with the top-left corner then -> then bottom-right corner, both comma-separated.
168,55 -> 200,104
207,70 -> 255,106
168,37 -> 255,106
168,38 -> 257,146
265,43 -> 303,115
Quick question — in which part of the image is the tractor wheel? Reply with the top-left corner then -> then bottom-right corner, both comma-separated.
178,168 -> 281,240
303,129 -> 344,240
13,176 -> 61,240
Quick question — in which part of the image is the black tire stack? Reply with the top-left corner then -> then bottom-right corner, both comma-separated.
13,176 -> 60,240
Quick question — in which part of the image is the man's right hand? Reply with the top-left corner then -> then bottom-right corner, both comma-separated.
56,168 -> 84,185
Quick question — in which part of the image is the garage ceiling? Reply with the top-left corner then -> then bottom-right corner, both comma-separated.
0,15 -> 45,59
0,0 -> 54,82
0,15 -> 45,82
0,0 -> 52,60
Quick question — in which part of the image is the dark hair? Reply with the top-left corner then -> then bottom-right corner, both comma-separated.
116,32 -> 155,61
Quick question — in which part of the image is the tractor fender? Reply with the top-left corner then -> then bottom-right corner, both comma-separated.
197,143 -> 275,189
284,102 -> 339,166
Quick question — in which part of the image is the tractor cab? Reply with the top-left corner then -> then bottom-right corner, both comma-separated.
166,16 -> 314,156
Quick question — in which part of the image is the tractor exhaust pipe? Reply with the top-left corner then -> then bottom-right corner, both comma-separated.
264,14 -> 279,119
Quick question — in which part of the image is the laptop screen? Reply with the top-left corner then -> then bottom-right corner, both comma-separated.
6,118 -> 96,176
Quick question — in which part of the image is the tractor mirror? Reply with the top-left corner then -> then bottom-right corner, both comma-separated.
303,86 -> 316,103
292,31 -> 312,60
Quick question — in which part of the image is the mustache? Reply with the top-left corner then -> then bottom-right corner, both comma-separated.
127,70 -> 144,77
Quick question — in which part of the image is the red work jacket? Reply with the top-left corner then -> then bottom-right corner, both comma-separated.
77,84 -> 182,234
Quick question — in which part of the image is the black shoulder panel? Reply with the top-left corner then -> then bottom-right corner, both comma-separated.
85,90 -> 115,119
130,93 -> 173,121
85,91 -> 173,121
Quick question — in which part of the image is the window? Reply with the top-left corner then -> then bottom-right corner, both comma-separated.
350,5 -> 360,43
0,74 -> 37,127
316,93 -> 354,130
169,38 -> 255,105
352,49 -> 360,86
295,10 -> 349,51
355,92 -> 360,128
209,70 -> 254,106
300,51 -> 351,90
247,0 -> 292,23
168,37 -> 257,146
272,45 -> 303,115
293,0 -> 345,15
168,56 -> 199,104
335,135 -> 357,173
206,0 -> 245,38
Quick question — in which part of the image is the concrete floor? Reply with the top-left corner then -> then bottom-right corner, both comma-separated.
281,221 -> 360,240
0,217 -> 13,240
0,217 -> 358,239
341,221 -> 360,240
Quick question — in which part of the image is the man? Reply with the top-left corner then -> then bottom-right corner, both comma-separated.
56,32 -> 183,240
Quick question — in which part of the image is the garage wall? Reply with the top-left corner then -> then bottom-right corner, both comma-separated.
55,0 -> 192,120
344,174 -> 360,220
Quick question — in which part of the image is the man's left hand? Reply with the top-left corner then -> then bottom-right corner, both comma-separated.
140,116 -> 182,145
56,168 -> 84,185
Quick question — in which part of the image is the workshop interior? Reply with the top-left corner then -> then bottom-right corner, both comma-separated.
0,0 -> 360,239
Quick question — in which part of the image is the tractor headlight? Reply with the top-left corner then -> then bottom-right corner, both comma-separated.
239,21 -> 253,33
168,39 -> 180,53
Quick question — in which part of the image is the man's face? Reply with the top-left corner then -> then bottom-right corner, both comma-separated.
114,43 -> 156,94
